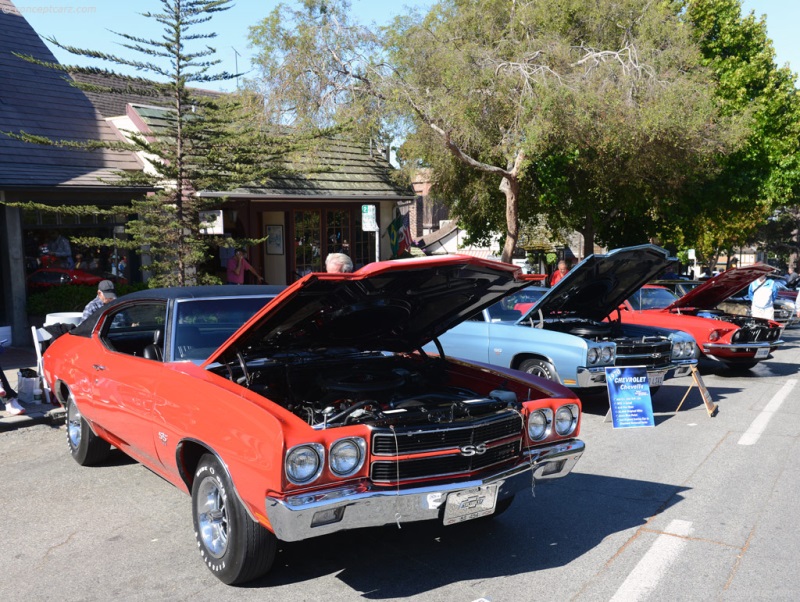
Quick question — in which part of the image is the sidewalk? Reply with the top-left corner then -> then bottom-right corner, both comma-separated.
1,345 -> 65,432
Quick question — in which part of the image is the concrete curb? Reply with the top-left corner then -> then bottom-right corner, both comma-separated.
0,404 -> 65,432
1,345 -> 63,431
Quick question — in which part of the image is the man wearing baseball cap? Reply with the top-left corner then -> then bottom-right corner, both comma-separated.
80,280 -> 117,323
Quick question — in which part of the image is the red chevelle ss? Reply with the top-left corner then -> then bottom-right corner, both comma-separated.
43,256 -> 585,585
614,265 -> 783,369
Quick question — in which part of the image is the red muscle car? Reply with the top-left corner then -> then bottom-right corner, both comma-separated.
615,265 -> 783,369
26,267 -> 103,291
43,256 -> 585,585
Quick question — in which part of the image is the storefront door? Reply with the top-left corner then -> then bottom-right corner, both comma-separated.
292,208 -> 365,279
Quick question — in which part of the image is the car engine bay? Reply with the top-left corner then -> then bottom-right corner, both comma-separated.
211,354 -> 521,429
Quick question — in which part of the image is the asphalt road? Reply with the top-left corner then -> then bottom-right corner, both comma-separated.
4,331 -> 800,601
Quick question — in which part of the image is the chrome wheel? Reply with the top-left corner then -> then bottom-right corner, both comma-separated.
196,475 -> 229,558
65,392 -> 110,465
519,359 -> 557,381
191,454 -> 277,584
67,396 -> 82,450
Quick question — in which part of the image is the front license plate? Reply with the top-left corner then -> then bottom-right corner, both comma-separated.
755,347 -> 769,359
648,372 -> 665,388
443,484 -> 499,526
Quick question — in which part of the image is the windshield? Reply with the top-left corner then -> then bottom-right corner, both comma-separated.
173,296 -> 273,361
486,287 -> 548,320
627,287 -> 679,310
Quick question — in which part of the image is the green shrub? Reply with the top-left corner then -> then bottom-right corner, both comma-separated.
27,282 -> 148,316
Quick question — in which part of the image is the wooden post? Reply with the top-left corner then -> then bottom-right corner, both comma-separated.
676,365 -> 718,417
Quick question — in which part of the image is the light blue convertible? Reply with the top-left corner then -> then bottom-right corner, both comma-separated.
425,245 -> 697,395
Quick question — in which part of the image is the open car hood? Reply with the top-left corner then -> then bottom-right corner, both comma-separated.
522,244 -> 676,322
665,264 -> 775,310
204,255 -> 529,364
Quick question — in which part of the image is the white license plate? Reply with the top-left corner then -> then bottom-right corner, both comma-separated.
755,347 -> 769,359
648,372 -> 665,388
443,484 -> 499,525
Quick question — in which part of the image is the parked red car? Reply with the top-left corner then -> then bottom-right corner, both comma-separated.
615,265 -> 783,369
26,267 -> 103,291
43,257 -> 585,584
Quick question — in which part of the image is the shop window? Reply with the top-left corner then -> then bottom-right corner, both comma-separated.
294,210 -> 322,277
353,206 -> 377,268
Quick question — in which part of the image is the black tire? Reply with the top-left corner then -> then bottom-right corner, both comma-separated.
66,394 -> 111,466
518,358 -> 557,382
192,454 -> 277,585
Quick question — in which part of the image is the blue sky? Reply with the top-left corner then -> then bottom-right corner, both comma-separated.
17,0 -> 800,91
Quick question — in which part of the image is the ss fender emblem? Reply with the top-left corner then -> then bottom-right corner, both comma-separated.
460,443 -> 488,456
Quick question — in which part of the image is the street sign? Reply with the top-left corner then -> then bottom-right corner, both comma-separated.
362,204 -> 378,232
605,366 -> 655,428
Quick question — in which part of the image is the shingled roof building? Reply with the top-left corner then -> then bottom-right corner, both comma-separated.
0,0 -> 147,345
107,101 -> 415,285
0,0 -> 415,344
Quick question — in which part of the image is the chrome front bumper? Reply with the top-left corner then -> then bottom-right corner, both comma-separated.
576,366 -> 608,388
576,360 -> 694,388
704,340 -> 783,353
265,439 -> 585,542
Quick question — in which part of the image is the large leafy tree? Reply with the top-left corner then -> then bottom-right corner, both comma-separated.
250,0 -> 742,261
678,0 -> 800,265
10,0 -> 289,286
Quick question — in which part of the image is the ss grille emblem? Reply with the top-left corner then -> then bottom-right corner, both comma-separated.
460,443 -> 488,456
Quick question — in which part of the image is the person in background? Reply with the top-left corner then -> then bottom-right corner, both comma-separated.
0,370 -> 25,415
325,252 -> 353,273
81,280 -> 117,324
785,266 -> 799,288
51,233 -> 74,268
748,274 -> 780,320
549,260 -> 568,287
73,253 -> 85,270
226,249 -> 264,284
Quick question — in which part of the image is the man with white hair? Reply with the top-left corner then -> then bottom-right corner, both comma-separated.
325,253 -> 353,273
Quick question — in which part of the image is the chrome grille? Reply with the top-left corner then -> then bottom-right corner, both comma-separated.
371,412 -> 523,455
371,441 -> 521,483
369,411 -> 524,484
615,339 -> 672,369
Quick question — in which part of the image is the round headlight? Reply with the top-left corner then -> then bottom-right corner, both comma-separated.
286,444 -> 323,484
673,342 -> 684,358
330,438 -> 365,477
709,330 -> 721,342
686,341 -> 695,356
587,347 -> 599,365
555,405 -> 577,436
601,346 -> 614,363
528,410 -> 550,441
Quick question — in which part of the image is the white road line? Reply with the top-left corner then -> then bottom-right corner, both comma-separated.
610,519 -> 693,602
738,379 -> 797,446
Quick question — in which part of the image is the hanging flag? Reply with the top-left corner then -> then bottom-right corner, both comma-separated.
387,214 -> 412,257
400,213 -> 413,253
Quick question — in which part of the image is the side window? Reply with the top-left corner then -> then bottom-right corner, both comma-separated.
102,303 -> 167,357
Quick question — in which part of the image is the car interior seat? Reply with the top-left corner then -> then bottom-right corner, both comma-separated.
143,329 -> 164,361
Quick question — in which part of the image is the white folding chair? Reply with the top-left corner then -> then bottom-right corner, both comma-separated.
31,326 -> 52,405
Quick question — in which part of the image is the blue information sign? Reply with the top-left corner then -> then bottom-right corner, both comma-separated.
605,366 -> 655,429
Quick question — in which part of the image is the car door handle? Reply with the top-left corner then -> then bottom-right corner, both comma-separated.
93,364 -> 106,371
